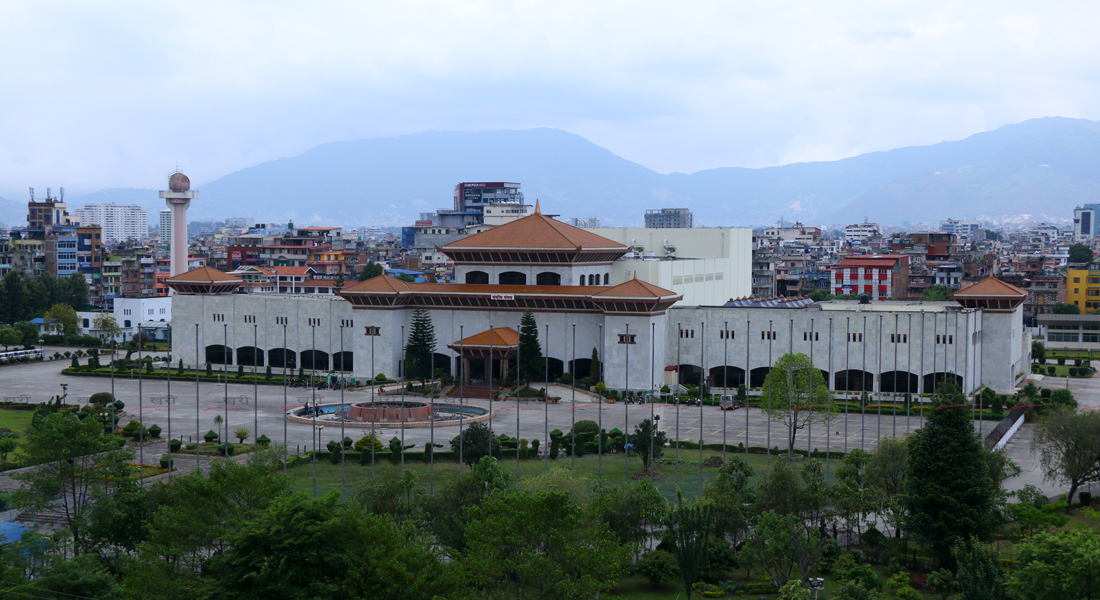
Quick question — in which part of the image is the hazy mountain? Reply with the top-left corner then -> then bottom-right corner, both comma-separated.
61,116 -> 1100,228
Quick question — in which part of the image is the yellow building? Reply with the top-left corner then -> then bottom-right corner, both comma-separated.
1066,268 -> 1100,310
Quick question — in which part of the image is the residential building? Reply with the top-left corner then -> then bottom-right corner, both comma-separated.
159,210 -> 172,247
844,221 -> 881,245
644,208 -> 693,229
829,255 -> 910,301
567,217 -> 601,228
1074,204 -> 1100,242
1066,263 -> 1100,310
27,189 -> 77,230
1022,276 -> 1066,327
452,182 -> 523,213
939,219 -> 981,238
72,203 -> 148,245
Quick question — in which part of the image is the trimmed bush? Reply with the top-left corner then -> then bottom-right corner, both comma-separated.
147,424 -> 162,438
1075,358 -> 1083,367
159,455 -> 174,469
1048,366 -> 1057,375
256,434 -> 271,447
1040,388 -> 1052,398
354,435 -> 384,452
204,430 -> 219,443
218,443 -> 235,456
89,392 -> 114,406
1058,357 -> 1066,365
1080,492 -> 1092,506
530,438 -> 540,457
1070,367 -> 1079,377
185,442 -> 198,450
548,437 -> 560,460
169,438 -> 182,452
113,400 -> 125,411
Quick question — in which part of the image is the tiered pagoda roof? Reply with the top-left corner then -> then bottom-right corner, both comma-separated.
440,203 -> 628,264
164,267 -> 242,294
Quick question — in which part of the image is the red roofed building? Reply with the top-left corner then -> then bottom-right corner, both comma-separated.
829,255 -> 909,300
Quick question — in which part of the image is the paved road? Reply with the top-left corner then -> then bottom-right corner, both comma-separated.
3,359 -> 1099,499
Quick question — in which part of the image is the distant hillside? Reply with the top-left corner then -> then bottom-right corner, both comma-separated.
64,117 -> 1100,227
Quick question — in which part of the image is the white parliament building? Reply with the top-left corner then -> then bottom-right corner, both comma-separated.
168,206 -> 1030,396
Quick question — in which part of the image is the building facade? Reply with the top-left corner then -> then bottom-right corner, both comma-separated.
644,208 -> 693,229
72,203 -> 148,245
169,211 -> 1029,394
1074,204 -> 1100,242
829,255 -> 910,300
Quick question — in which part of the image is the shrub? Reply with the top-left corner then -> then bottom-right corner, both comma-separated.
89,392 -> 114,406
185,442 -> 198,450
343,436 -> 353,449
375,372 -> 386,382
895,586 -> 922,600
548,437 -> 560,460
1080,491 -> 1092,506
1048,366 -> 1056,375
1040,388 -> 1052,398
530,438 -> 540,457
1075,358 -> 1083,367
120,420 -> 147,439
1058,357 -> 1065,365
169,438 -> 182,452
256,434 -> 271,447
637,550 -> 679,585
206,363 -> 212,376
1069,367 -> 1079,377
204,430 -> 219,443
147,424 -> 162,438
355,435 -> 384,451
218,443 -> 235,456
572,420 -> 600,436
159,455 -> 174,469
70,355 -> 79,369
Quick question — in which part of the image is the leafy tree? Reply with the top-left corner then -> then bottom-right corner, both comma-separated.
1049,388 -> 1077,408
213,491 -> 450,600
1069,242 -> 1094,264
590,347 -> 601,382
920,285 -> 953,301
866,436 -> 908,537
662,500 -> 713,599
12,411 -> 135,549
125,450 -> 292,597
356,262 -> 384,281
14,321 -> 38,347
404,308 -> 436,383
423,457 -> 511,554
760,353 -> 835,453
589,481 -> 667,550
904,384 -> 997,568
755,460 -> 830,521
1031,407 -> 1100,509
927,569 -> 956,600
0,438 -> 17,461
64,272 -> 90,309
628,418 -> 668,472
460,490 -> 630,600
517,310 -> 543,385
1031,340 -> 1045,364
1052,302 -> 1081,314
1007,528 -> 1100,600
6,553 -> 123,600
954,537 -> 1006,600
44,302 -> 79,336
702,456 -> 756,543
637,549 -> 679,586
0,328 -> 20,350
93,313 -> 122,343
449,421 -> 501,466
1007,485 -> 1069,536
1,271 -> 29,324
751,510 -> 828,590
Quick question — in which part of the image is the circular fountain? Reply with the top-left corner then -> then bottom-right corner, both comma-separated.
286,400 -> 490,429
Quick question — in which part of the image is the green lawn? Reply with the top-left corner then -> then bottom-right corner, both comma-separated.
1033,363 -> 1094,377
284,449 -> 835,501
0,409 -> 33,434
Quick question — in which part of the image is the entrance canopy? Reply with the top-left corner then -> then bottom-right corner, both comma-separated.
447,327 -> 519,359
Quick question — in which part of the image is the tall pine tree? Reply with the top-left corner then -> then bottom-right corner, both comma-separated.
517,310 -> 544,386
403,308 -> 437,383
904,383 -> 997,568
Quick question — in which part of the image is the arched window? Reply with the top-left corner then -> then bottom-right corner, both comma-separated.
588,274 -> 596,285
465,271 -> 489,284
603,273 -> 610,285
536,272 -> 561,286
499,271 -> 526,285
579,277 -> 586,286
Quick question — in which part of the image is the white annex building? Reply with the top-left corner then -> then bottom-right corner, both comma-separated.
168,207 -> 1031,395
72,203 -> 149,245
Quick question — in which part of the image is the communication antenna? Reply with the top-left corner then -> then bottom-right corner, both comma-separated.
60,187 -> 64,201
46,187 -> 52,199
28,187 -> 34,202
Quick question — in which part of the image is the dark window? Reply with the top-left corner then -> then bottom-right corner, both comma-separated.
498,271 -> 526,285
618,334 -> 636,344
535,272 -> 561,286
465,271 -> 489,284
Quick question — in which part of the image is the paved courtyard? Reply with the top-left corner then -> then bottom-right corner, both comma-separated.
2,357 -> 1098,499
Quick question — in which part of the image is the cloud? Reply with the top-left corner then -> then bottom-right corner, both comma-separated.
0,0 -> 1098,196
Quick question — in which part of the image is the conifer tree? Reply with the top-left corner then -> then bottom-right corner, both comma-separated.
518,310 -> 543,386
904,383 -> 996,568
404,308 -> 437,383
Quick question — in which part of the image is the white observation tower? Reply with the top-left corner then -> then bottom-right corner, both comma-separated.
159,172 -> 198,278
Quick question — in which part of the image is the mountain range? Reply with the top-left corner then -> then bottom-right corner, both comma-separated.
4,116 -> 1099,229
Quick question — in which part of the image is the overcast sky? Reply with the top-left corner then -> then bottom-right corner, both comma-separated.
1,1 -> 1098,198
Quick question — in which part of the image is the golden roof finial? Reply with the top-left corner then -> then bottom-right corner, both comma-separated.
534,199 -> 541,215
